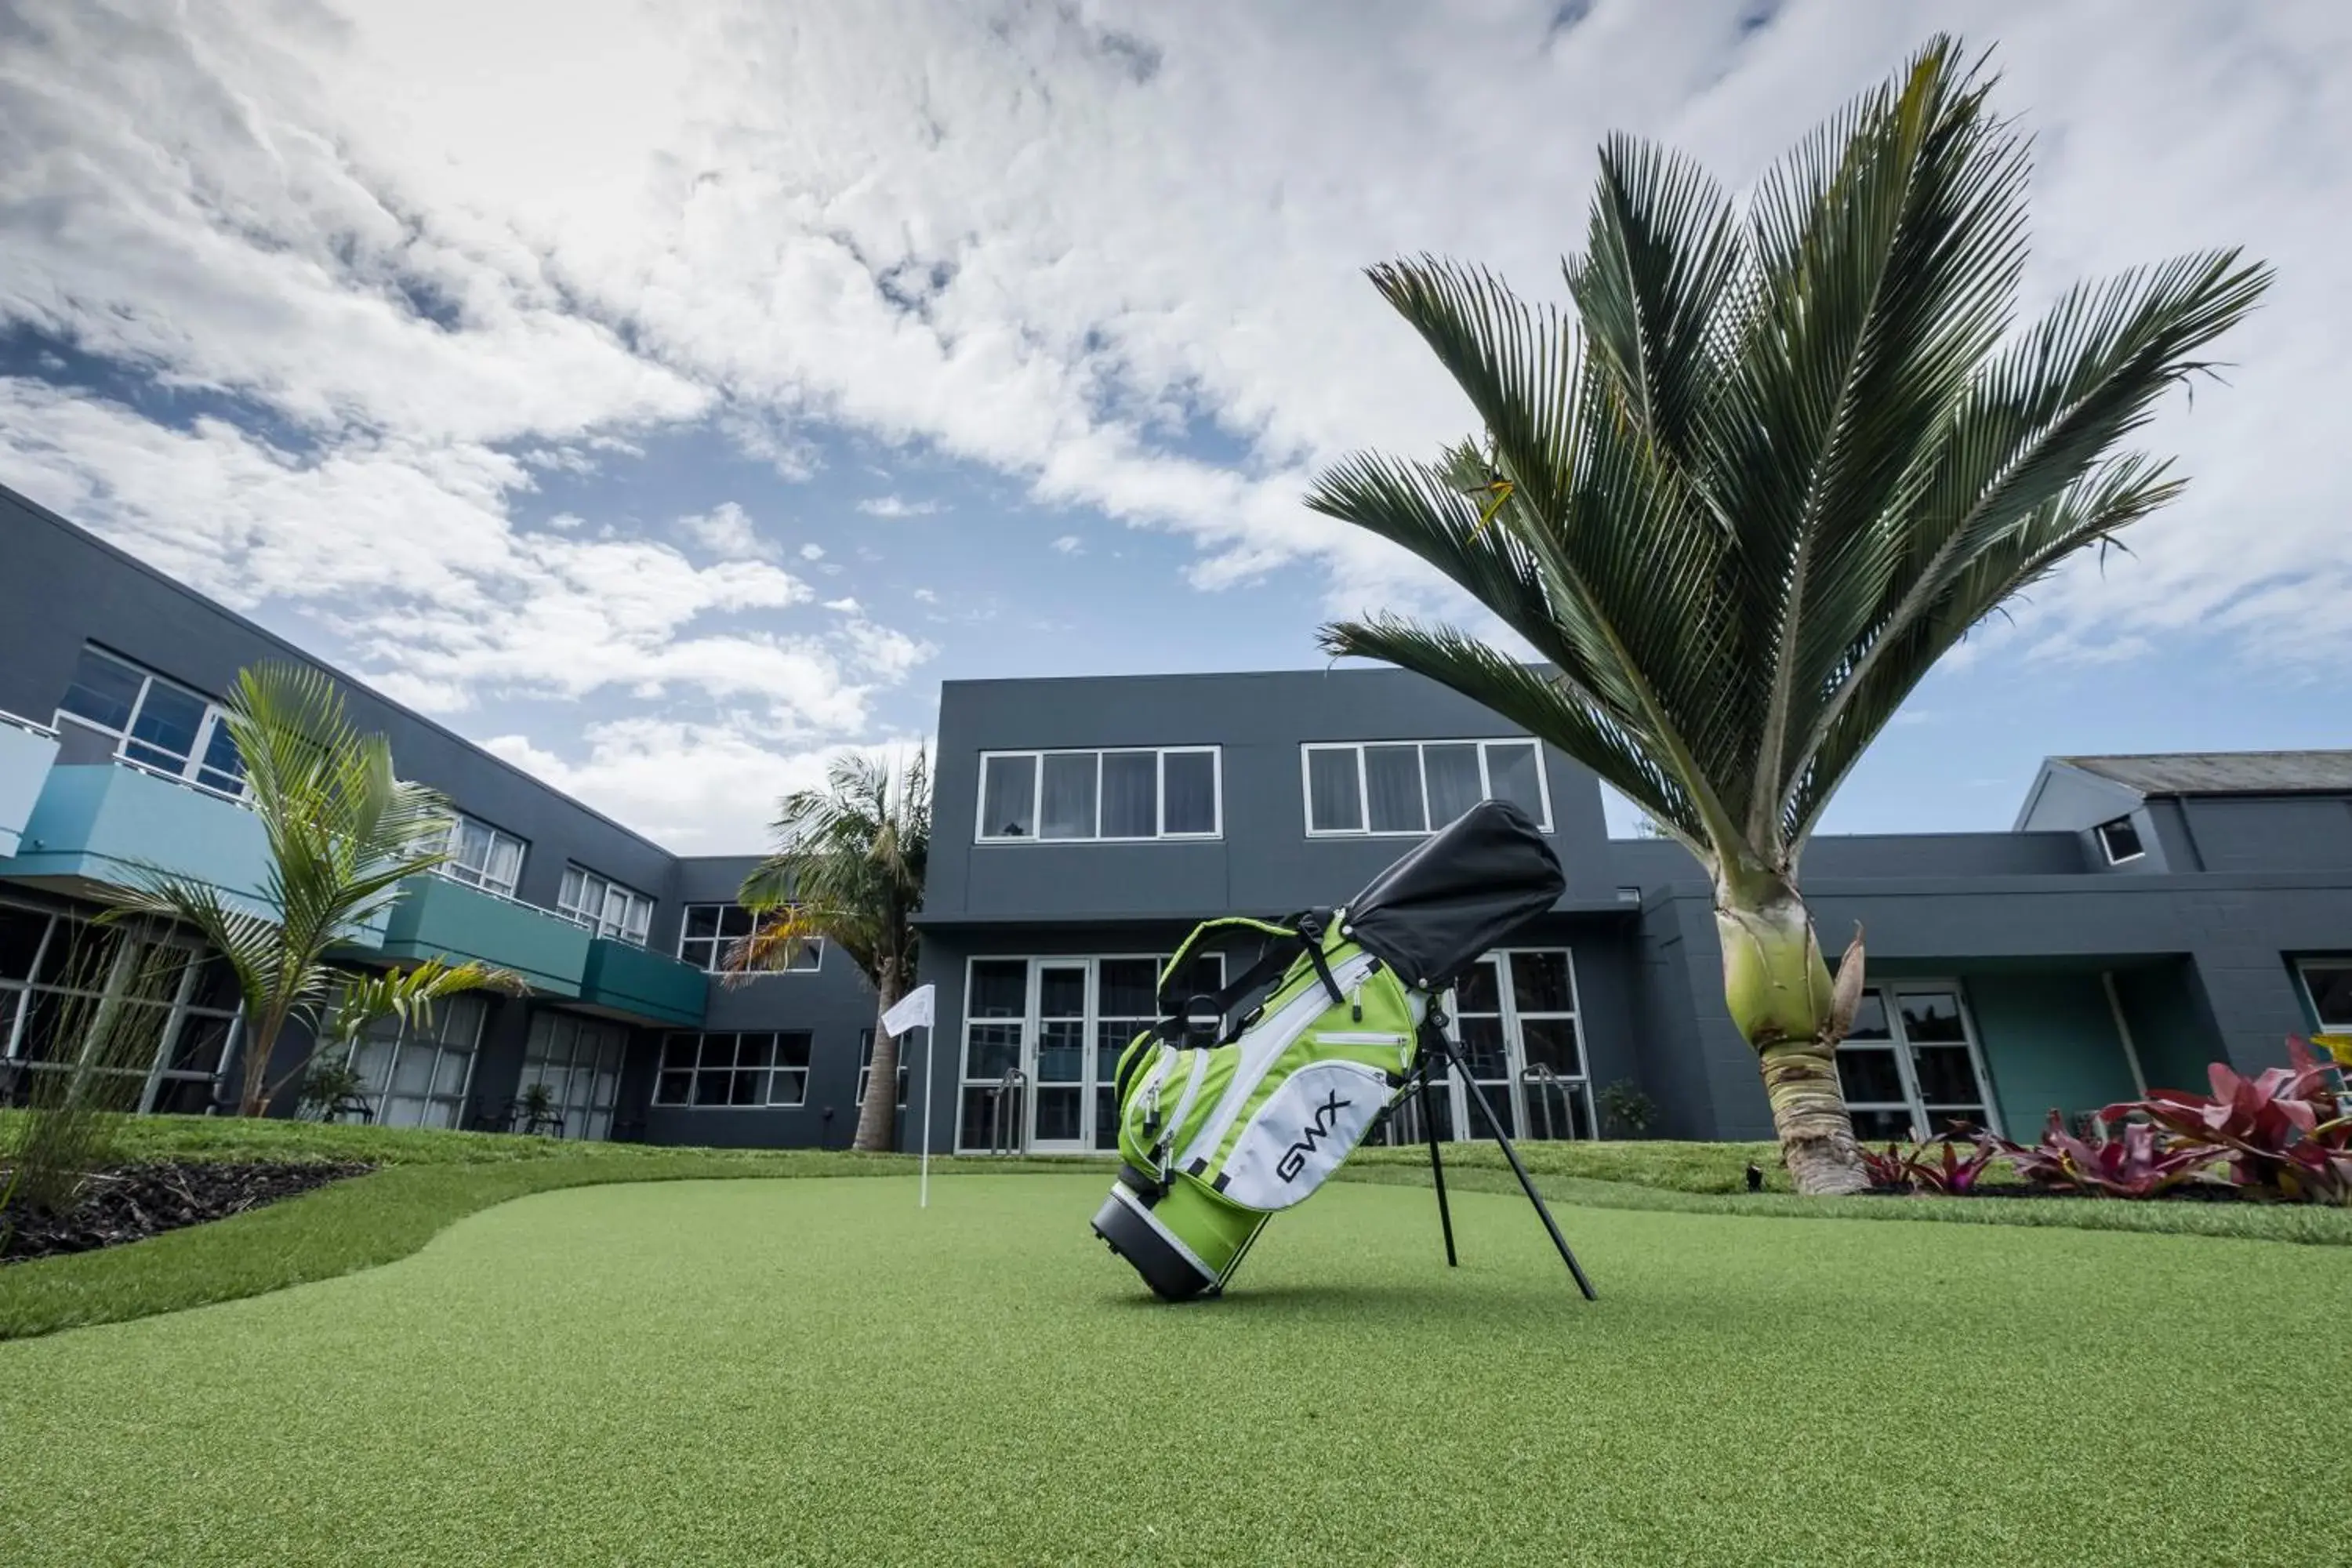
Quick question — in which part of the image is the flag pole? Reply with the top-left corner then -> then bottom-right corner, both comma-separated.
920,1023 -> 933,1210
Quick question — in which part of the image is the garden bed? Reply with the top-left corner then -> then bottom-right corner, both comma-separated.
1858,1181 -> 2246,1203
1,1160 -> 375,1264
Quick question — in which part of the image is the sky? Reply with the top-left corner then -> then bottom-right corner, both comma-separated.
0,0 -> 2345,854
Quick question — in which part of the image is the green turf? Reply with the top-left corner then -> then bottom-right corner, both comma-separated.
2,1174 -> 2344,1566
0,1116 -> 1083,1341
11,1117 -> 2349,1343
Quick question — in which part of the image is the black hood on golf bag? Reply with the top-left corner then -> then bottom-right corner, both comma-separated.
1340,800 -> 1566,993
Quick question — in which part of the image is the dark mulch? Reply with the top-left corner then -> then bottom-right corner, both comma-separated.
1858,1181 -> 2249,1203
0,1160 -> 374,1264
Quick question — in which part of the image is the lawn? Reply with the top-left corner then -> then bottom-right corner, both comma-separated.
3,1173 -> 2346,1566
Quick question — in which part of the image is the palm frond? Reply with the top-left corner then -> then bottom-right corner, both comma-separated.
736,748 -> 928,993
1565,131 -> 1743,470
1318,616 -> 1706,849
95,873 -> 312,1027
1311,36 -> 2268,885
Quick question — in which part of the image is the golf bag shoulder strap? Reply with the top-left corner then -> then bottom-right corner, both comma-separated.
1156,916 -> 1294,1007
1151,909 -> 1349,1046
1152,912 -> 1345,1025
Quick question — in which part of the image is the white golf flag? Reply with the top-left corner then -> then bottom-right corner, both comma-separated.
882,983 -> 935,1038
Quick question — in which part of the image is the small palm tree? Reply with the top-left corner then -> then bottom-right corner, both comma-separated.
730,751 -> 929,1154
1309,38 -> 2269,1192
102,662 -> 524,1116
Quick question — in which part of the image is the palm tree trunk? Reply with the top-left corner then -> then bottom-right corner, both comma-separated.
1714,867 -> 1867,1195
237,1007 -> 289,1118
851,959 -> 902,1154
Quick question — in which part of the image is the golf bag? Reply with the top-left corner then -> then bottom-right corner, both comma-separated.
1090,800 -> 1567,1301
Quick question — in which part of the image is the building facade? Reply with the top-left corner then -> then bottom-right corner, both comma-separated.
0,484 -> 879,1149
3,481 -> 2347,1152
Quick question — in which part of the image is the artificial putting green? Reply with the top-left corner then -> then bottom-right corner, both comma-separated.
2,1174 -> 2344,1566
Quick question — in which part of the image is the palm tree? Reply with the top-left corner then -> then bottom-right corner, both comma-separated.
101,662 -> 523,1116
731,751 -> 929,1154
1308,38 -> 2269,1193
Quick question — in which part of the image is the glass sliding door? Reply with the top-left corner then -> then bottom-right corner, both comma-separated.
1031,963 -> 1090,1149
956,953 -> 1225,1153
519,1011 -> 629,1139
1834,982 -> 1996,1141
354,995 -> 488,1130
1382,948 -> 1591,1145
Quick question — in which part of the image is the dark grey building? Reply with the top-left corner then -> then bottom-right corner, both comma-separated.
4,479 -> 2347,1153
911,675 -> 2352,1153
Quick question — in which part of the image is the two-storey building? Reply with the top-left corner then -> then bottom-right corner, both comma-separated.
0,482 -> 877,1149
4,478 -> 2347,1154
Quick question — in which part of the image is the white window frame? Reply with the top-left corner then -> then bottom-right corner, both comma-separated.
557,866 -> 655,947
430,812 -> 528,898
2096,815 -> 2146,866
517,1011 -> 628,1140
0,899 -> 246,1115
650,1029 -> 815,1109
855,1027 -> 907,1110
52,644 -> 246,800
1300,738 -> 1553,837
676,902 -> 821,975
1380,948 -> 1592,1145
975,747 -> 1223,844
955,950 -> 1226,1152
1833,979 -> 2002,1142
345,992 -> 489,1131
2295,956 -> 2352,1033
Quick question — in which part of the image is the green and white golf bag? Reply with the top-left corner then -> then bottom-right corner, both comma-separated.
1090,800 -> 1566,1300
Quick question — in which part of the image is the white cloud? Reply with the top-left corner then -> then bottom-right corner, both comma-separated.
1050,534 -> 1083,555
674,499 -> 774,561
822,596 -> 861,612
0,377 -> 913,745
483,722 -> 935,853
799,542 -> 826,561
0,0 -> 2343,860
855,495 -> 941,518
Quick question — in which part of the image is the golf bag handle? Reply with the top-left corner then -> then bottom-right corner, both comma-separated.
1152,910 -> 1347,1033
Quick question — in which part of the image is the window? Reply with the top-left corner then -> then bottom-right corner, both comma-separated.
957,951 -> 1225,1152
976,748 -> 1220,841
347,993 -> 488,1131
1301,739 -> 1551,835
557,866 -> 654,946
855,1028 -> 907,1110
1380,949 -> 1590,1146
2297,960 -> 2352,1033
2096,815 -> 2145,865
677,903 -> 820,974
53,645 -> 245,797
1834,985 -> 1998,1142
653,1031 -> 813,1107
429,813 -> 526,898
0,902 -> 244,1116
517,1012 -> 627,1140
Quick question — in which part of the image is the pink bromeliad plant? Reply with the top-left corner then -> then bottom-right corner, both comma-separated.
1998,1113 -> 2215,1199
2107,1038 -> 2352,1203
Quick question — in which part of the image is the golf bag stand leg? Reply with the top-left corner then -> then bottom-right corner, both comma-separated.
1436,1032 -> 1599,1301
1419,1058 -> 1457,1268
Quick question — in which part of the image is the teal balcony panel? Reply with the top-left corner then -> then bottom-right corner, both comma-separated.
0,720 -> 62,858
376,874 -> 591,997
0,761 -> 287,924
580,937 -> 710,1027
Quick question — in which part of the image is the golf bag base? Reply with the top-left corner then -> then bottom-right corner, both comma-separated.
1090,1176 -> 1267,1302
